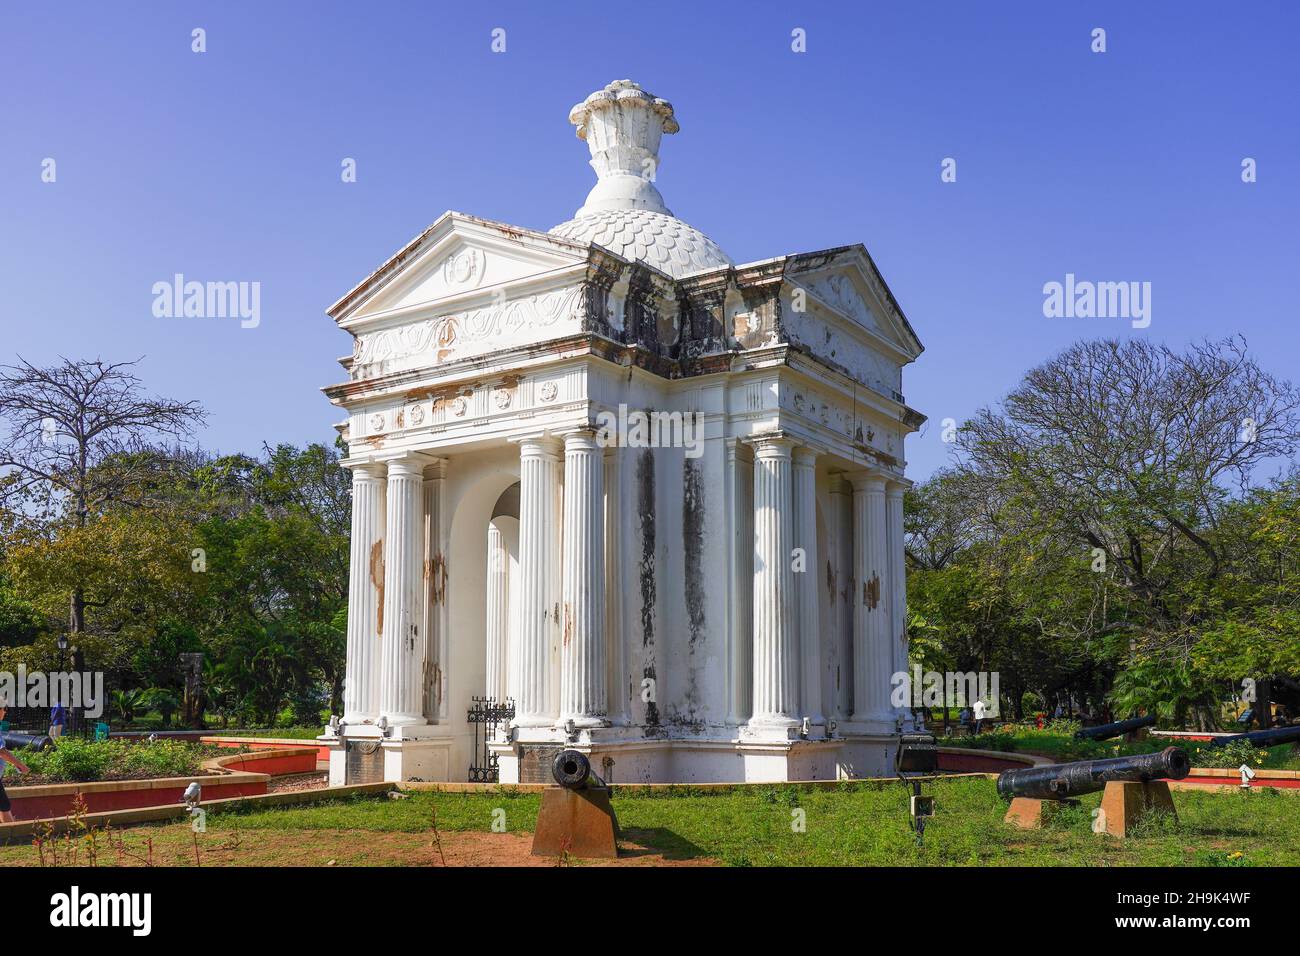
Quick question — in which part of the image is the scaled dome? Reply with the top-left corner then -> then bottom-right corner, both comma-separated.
550,208 -> 732,279
548,80 -> 733,279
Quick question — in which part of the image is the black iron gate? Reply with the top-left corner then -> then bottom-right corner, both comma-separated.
467,696 -> 514,783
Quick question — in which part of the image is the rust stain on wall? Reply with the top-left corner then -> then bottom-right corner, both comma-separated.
863,573 -> 880,610
563,601 -> 573,647
426,552 -> 448,606
370,539 -> 385,635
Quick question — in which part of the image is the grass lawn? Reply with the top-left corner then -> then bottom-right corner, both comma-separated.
201,727 -> 324,740
4,776 -> 1297,867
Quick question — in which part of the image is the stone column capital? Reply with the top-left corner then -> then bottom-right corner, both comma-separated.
515,434 -> 563,459
885,476 -> 912,497
346,460 -> 387,481
848,469 -> 889,494
792,445 -> 820,469
374,451 -> 439,480
745,430 -> 795,459
560,426 -> 602,451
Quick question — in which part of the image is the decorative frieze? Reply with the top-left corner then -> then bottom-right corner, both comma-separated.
352,286 -> 583,379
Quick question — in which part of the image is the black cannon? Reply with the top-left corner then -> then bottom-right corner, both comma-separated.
534,749 -> 619,859
552,749 -> 606,790
1207,725 -> 1300,749
997,746 -> 1191,801
2,732 -> 53,752
1073,714 -> 1157,741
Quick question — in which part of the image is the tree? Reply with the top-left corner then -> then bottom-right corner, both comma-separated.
0,357 -> 205,636
957,337 -> 1300,653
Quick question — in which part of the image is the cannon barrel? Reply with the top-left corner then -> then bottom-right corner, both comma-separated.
1207,725 -> 1300,749
996,746 -> 1190,801
1073,714 -> 1157,741
2,732 -> 53,752
552,749 -> 607,790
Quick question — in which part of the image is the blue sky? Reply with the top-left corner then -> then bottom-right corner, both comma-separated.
2,1 -> 1296,480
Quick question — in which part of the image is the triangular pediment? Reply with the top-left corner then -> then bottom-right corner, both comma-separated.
330,212 -> 590,328
786,246 -> 924,362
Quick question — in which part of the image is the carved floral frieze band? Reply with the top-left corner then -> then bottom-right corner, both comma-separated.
352,286 -> 582,375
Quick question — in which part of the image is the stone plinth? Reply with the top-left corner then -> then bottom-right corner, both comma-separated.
1098,780 -> 1176,838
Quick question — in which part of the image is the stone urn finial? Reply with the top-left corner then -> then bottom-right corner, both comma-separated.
568,79 -> 678,217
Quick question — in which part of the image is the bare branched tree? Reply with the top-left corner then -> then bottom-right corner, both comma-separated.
956,336 -> 1300,634
0,356 -> 206,634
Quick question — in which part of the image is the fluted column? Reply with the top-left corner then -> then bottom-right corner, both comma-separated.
887,480 -> 911,728
516,437 -> 562,727
559,429 -> 607,726
379,455 -> 429,726
749,433 -> 798,731
793,446 -> 824,727
725,438 -> 752,726
343,462 -> 386,723
485,521 -> 510,702
421,459 -> 448,721
829,478 -> 854,720
604,448 -> 628,725
851,472 -> 892,727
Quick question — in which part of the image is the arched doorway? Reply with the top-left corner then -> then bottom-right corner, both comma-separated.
442,446 -> 522,780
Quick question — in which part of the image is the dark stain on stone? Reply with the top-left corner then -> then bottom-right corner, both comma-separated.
643,664 -> 660,728
682,457 -> 706,647
636,449 -> 656,650
636,450 -> 659,727
863,573 -> 880,610
426,552 -> 447,606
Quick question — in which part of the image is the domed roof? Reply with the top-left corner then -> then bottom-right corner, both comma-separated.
550,208 -> 732,279
550,80 -> 732,279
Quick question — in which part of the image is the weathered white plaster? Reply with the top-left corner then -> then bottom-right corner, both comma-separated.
322,79 -> 926,783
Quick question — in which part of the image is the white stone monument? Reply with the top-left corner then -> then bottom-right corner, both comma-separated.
322,80 -> 926,785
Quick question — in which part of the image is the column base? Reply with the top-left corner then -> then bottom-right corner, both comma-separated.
493,736 -> 850,784
381,712 -> 428,731
326,725 -> 454,785
833,717 -> 897,736
557,715 -> 611,731
741,716 -> 802,743
334,720 -> 384,739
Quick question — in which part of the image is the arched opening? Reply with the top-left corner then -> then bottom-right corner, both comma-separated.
443,446 -> 522,780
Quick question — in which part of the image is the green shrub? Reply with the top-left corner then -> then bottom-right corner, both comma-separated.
119,739 -> 202,777
1192,738 -> 1270,769
14,738 -> 215,783
26,737 -> 114,782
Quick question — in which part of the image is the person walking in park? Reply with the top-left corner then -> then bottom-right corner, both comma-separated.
0,706 -> 33,823
49,703 -> 67,739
